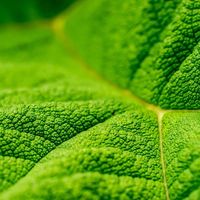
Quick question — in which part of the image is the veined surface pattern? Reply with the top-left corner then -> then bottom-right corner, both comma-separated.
0,0 -> 199,199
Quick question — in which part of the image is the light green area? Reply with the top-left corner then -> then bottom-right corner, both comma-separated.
163,112 -> 200,200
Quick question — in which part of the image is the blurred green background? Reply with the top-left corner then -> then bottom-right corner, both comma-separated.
0,0 -> 76,24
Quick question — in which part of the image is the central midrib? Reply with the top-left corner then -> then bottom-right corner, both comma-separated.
158,111 -> 170,200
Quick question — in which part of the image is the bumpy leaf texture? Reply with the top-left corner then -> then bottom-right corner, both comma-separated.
0,0 -> 199,200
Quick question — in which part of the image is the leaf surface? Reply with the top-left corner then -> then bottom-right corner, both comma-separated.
0,1 -> 199,200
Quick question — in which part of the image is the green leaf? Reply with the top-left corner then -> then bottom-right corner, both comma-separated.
0,0 -> 199,200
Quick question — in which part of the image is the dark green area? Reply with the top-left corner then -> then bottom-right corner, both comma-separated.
0,0 -> 76,24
